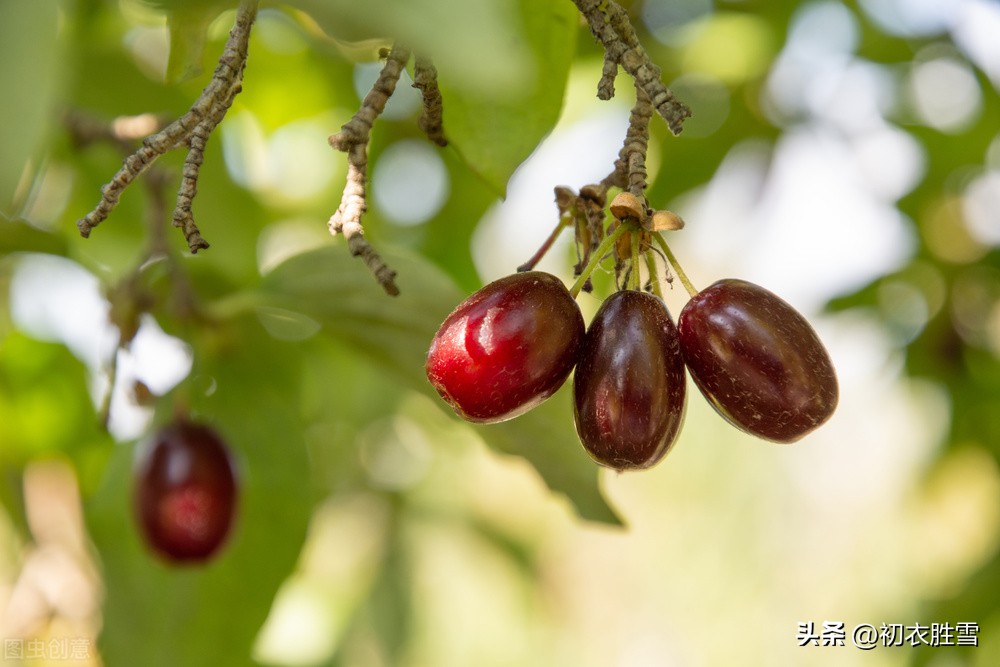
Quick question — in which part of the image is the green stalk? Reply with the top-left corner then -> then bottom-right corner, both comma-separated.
645,249 -> 662,298
629,232 -> 641,291
569,223 -> 628,298
652,232 -> 698,297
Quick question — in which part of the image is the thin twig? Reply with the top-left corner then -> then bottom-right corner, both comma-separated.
328,43 -> 411,296
68,110 -> 205,315
599,50 -> 618,101
64,110 -> 170,149
98,348 -> 119,430
572,0 -> 691,134
620,83 -> 653,199
76,0 -> 259,251
172,119 -> 211,252
172,67 -> 245,252
412,54 -> 447,147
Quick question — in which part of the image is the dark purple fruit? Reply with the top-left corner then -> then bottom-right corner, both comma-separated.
134,420 -> 238,563
573,290 -> 687,470
678,278 -> 839,443
426,271 -> 585,423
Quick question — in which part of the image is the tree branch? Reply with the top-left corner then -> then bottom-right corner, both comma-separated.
571,0 -> 691,134
619,83 -> 653,199
412,54 -> 448,147
328,43 -> 412,297
76,0 -> 258,252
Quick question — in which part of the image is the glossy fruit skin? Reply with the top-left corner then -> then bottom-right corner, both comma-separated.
134,420 -> 238,563
573,290 -> 687,470
426,271 -> 585,423
678,279 -> 839,443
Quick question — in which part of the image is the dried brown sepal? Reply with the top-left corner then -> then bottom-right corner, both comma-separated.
609,191 -> 646,224
554,185 -> 576,214
578,184 -> 607,209
651,210 -> 684,232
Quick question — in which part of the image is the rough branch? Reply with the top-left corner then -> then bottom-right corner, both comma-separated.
76,0 -> 259,252
618,84 -> 653,199
412,55 -> 448,147
572,0 -> 691,134
327,44 -> 413,297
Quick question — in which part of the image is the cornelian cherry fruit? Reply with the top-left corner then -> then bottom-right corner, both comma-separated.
134,420 -> 238,563
573,290 -> 687,470
426,271 -> 585,423
678,279 -> 839,443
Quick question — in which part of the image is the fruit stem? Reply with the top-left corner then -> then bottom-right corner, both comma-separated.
570,224 -> 628,298
644,249 -> 662,298
653,232 -> 698,297
629,232 -> 641,291
518,217 -> 568,272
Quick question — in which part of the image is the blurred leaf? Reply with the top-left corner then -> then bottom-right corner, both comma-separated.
0,333 -> 112,536
478,384 -> 620,524
258,246 -> 459,387
440,0 -> 577,195
416,151 -> 499,293
166,4 -> 217,84
284,0 -> 532,94
365,508 -> 411,663
0,0 -> 60,213
0,217 -> 68,258
915,553 -> 1000,666
87,319 -> 313,666
258,244 -> 620,524
0,333 -> 107,464
138,0 -> 238,10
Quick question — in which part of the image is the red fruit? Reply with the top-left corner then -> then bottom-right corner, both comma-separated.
426,271 -> 585,423
573,290 -> 687,470
134,421 -> 238,563
678,279 -> 839,443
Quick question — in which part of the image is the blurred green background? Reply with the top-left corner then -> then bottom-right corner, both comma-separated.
1,0 -> 998,665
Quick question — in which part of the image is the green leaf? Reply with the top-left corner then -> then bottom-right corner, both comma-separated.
283,0 -> 532,94
258,244 -> 620,525
0,0 -> 60,213
0,333 -> 108,465
439,0 -> 578,195
132,1 -> 239,83
479,384 -> 619,524
257,245 -> 461,387
0,217 -> 69,257
166,5 -> 216,84
283,0 -> 577,194
87,319 -> 313,666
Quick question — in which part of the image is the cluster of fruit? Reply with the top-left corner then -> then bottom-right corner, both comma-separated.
425,203 -> 838,470
128,212 -> 836,563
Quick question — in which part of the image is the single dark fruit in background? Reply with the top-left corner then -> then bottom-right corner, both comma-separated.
134,420 -> 238,563
573,290 -> 687,470
426,271 -> 585,423
678,279 -> 839,443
